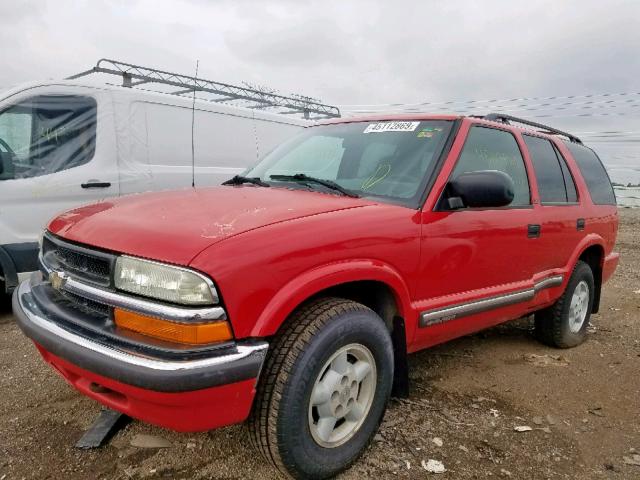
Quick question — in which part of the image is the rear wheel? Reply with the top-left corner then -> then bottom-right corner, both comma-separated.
535,260 -> 595,348
249,297 -> 394,479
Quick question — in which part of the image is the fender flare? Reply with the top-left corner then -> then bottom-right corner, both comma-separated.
249,259 -> 414,338
0,245 -> 18,292
565,233 -> 606,278
565,233 -> 606,312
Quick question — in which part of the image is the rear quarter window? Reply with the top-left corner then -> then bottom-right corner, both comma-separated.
523,135 -> 567,203
554,145 -> 578,203
564,142 -> 616,205
523,134 -> 579,204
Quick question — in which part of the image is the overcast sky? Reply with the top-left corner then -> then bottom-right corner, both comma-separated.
1,0 -> 639,181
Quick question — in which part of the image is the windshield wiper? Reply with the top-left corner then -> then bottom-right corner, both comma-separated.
269,174 -> 359,198
222,175 -> 270,187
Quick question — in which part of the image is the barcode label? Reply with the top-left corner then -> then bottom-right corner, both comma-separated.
363,121 -> 420,133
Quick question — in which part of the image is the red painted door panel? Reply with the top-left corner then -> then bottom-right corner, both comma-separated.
534,205 -> 583,273
417,208 -> 538,301
410,122 -> 541,348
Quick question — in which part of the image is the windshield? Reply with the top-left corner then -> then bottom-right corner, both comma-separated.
245,120 -> 453,207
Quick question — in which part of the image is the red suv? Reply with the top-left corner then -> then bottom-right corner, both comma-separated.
14,113 -> 619,479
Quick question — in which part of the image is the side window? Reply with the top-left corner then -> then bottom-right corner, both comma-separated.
0,95 -> 97,181
523,135 -> 576,203
0,109 -> 32,153
453,126 -> 530,206
553,145 -> 578,202
565,142 -> 616,205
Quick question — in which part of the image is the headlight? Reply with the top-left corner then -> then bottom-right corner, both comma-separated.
114,256 -> 217,306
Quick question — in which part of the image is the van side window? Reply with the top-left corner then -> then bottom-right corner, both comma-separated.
564,142 -> 616,205
0,95 -> 97,181
452,126 -> 530,206
523,135 -> 577,204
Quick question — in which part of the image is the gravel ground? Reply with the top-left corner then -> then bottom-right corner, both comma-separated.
0,209 -> 638,479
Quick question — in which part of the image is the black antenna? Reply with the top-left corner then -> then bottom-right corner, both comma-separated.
191,60 -> 199,188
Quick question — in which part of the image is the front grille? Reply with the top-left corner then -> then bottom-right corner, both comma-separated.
61,290 -> 111,317
56,244 -> 111,279
42,234 -> 116,287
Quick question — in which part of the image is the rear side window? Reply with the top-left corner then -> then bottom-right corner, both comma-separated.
0,95 -> 97,181
523,135 -> 578,203
453,126 -> 530,206
565,142 -> 616,205
555,146 -> 578,202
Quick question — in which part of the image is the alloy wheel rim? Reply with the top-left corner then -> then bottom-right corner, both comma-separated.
568,280 -> 590,333
308,343 -> 377,448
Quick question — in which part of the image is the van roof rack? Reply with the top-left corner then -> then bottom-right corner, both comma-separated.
483,113 -> 582,144
68,59 -> 341,120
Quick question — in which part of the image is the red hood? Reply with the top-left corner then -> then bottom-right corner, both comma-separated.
48,186 -> 374,265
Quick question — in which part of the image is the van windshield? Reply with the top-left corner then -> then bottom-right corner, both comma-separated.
0,95 -> 97,181
245,120 -> 453,207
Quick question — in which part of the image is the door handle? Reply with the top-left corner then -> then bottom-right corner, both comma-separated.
527,224 -> 541,238
81,181 -> 112,189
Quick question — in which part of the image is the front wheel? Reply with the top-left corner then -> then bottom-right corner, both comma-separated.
249,298 -> 394,479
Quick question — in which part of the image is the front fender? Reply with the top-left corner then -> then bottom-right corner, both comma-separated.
250,259 -> 414,338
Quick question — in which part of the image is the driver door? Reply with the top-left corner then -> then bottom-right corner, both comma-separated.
412,124 -> 539,348
0,86 -> 119,278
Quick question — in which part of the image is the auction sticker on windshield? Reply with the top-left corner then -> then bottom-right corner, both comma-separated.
363,121 -> 420,133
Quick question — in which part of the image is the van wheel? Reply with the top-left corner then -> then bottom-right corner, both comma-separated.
535,261 -> 594,348
0,269 -> 7,303
249,297 -> 394,479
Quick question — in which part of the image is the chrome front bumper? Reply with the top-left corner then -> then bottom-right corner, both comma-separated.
13,276 -> 268,392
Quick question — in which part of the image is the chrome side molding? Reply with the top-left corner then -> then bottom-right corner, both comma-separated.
419,275 -> 563,327
533,275 -> 564,292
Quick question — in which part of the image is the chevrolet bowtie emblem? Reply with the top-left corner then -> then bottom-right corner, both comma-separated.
50,271 -> 67,291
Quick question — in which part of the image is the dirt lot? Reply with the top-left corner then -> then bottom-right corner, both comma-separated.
1,209 -> 638,480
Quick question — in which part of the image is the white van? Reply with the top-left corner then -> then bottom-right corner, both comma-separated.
0,79 -> 310,293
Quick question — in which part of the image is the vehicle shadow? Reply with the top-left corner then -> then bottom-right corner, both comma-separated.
406,316 -> 538,379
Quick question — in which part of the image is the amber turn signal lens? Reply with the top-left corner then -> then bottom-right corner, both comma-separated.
114,308 -> 233,345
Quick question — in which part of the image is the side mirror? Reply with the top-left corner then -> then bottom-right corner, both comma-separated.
445,170 -> 515,209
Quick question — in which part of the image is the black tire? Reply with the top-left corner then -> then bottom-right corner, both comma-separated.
248,297 -> 394,479
0,270 -> 8,307
535,260 -> 595,348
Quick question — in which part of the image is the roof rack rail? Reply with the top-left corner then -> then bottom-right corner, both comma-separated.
483,113 -> 582,144
67,59 -> 340,120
